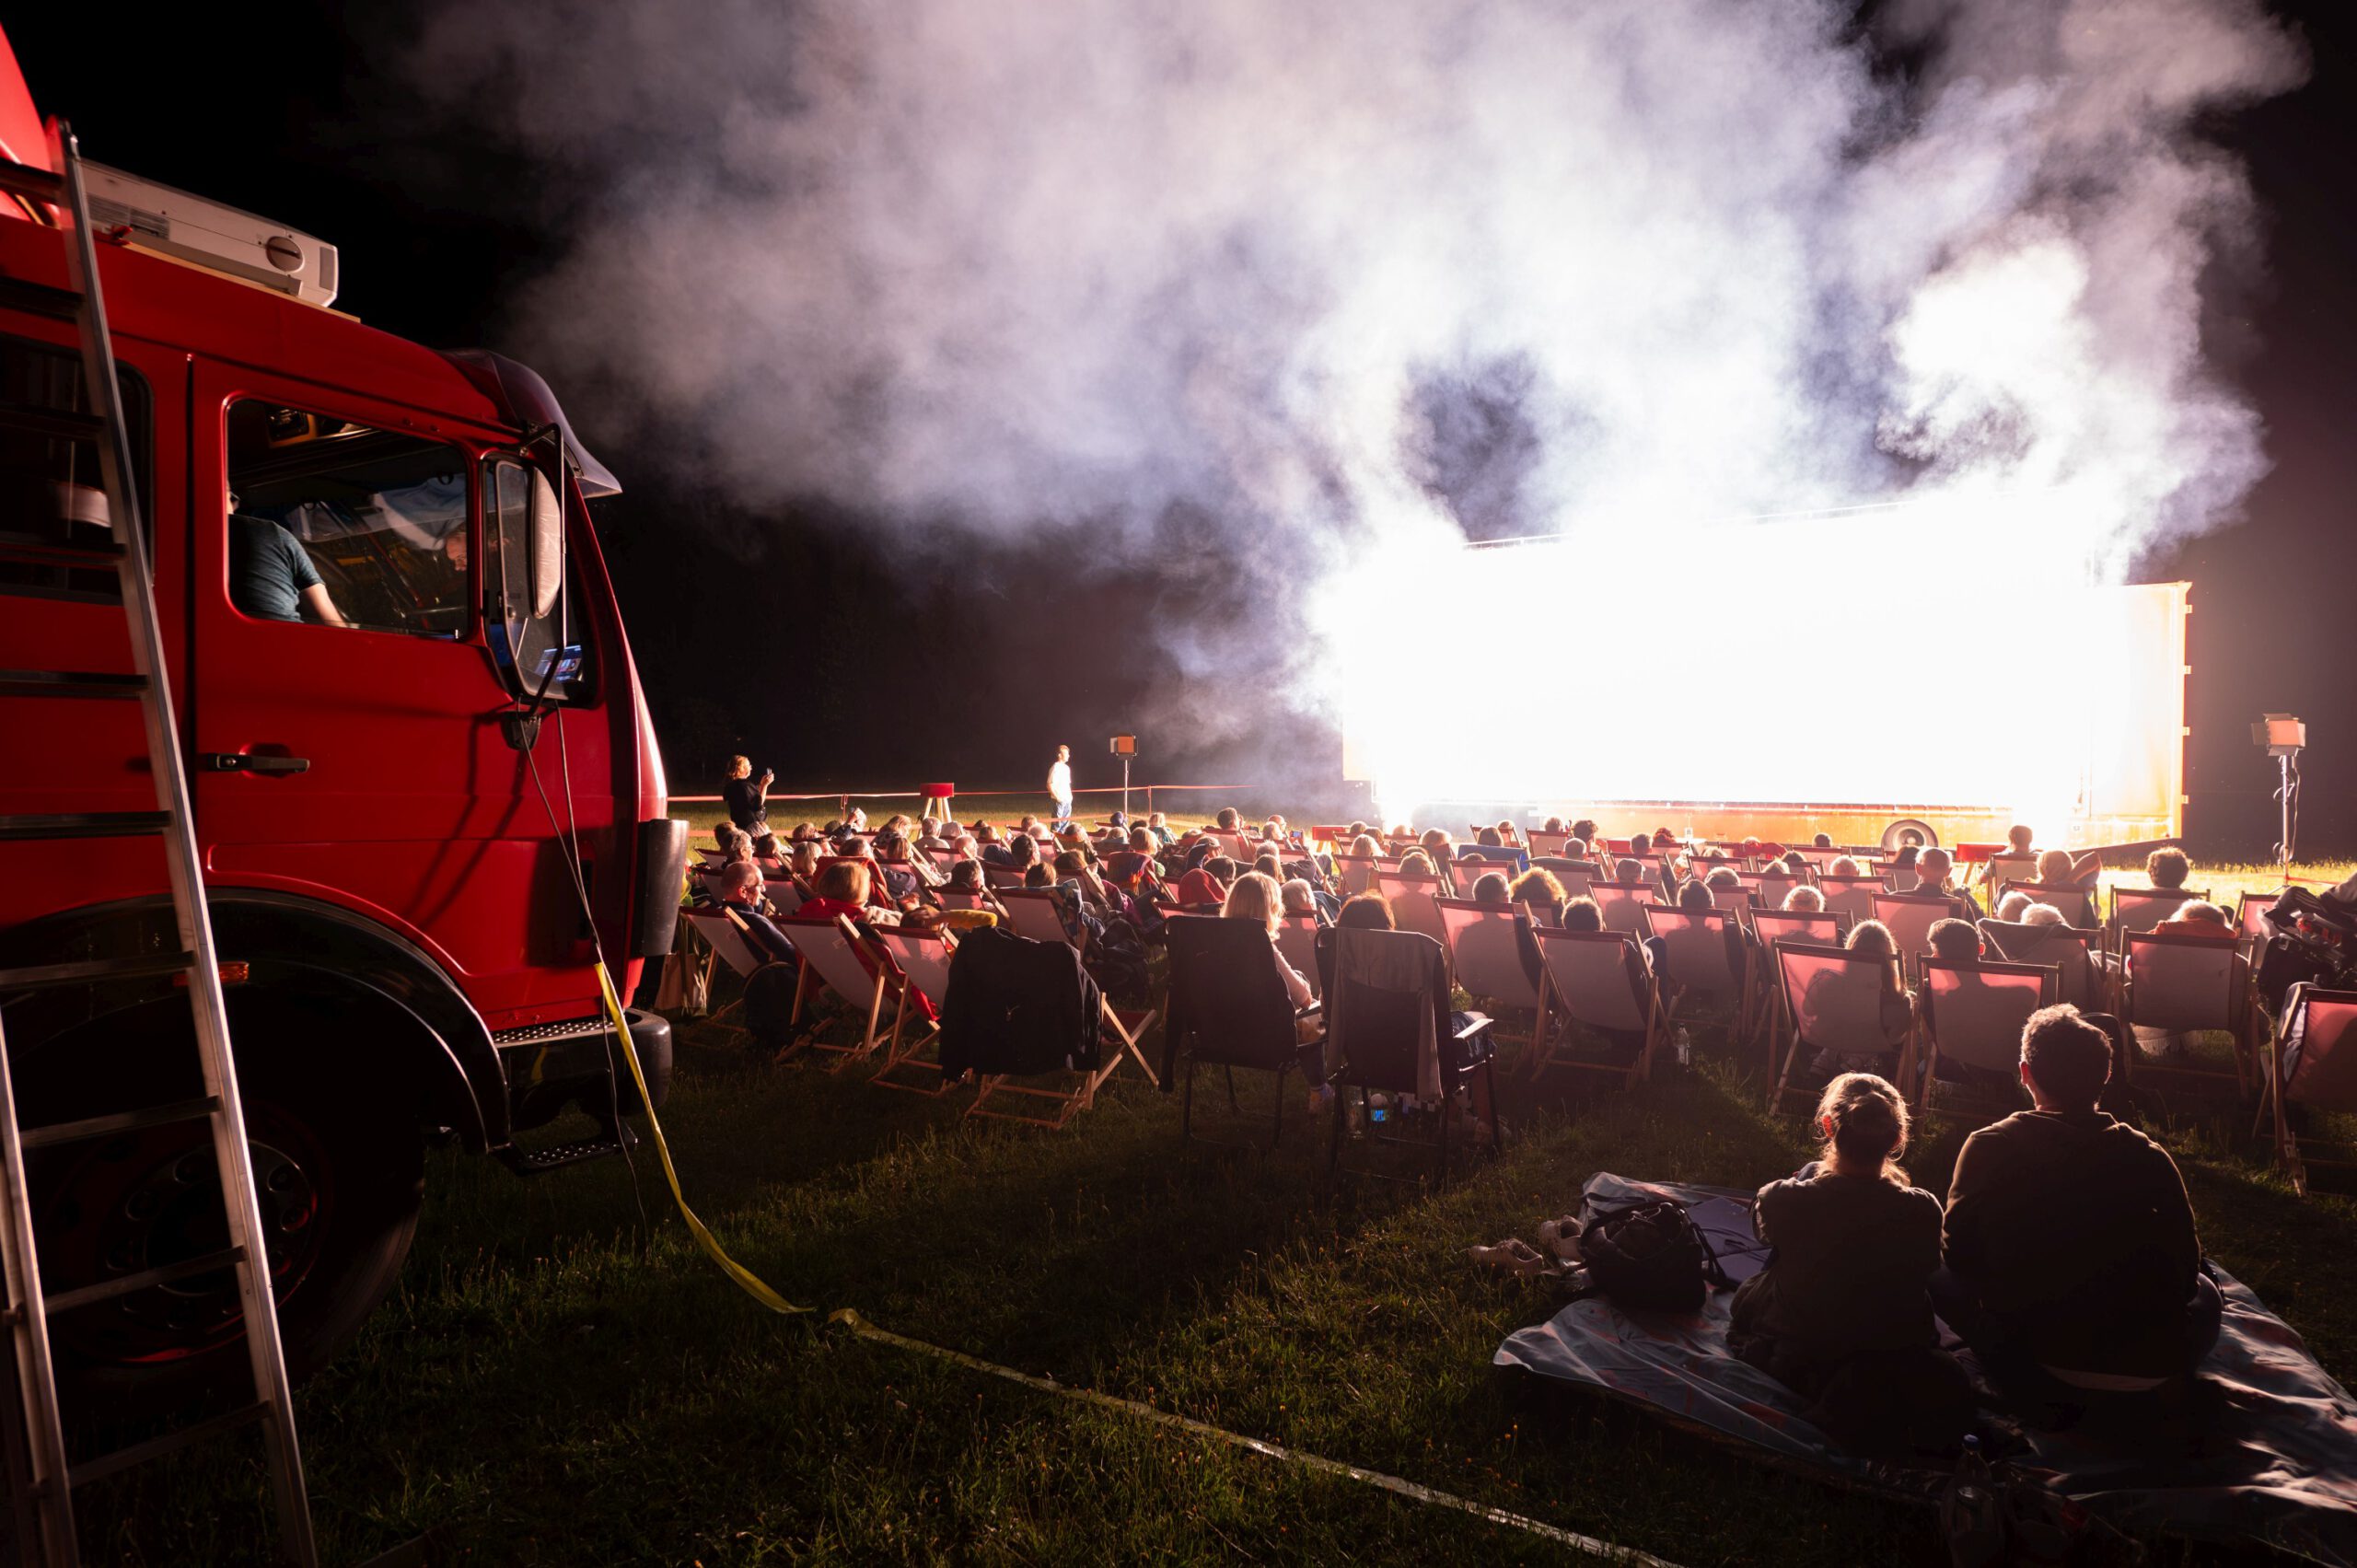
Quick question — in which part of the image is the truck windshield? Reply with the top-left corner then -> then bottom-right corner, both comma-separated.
225,399 -> 470,636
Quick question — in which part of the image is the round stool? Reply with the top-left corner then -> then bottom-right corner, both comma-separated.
922,782 -> 957,824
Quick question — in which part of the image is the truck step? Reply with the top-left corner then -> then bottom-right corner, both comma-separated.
0,668 -> 147,700
494,1124 -> 638,1178
0,811 -> 170,841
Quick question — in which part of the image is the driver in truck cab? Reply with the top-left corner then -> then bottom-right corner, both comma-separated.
226,485 -> 351,627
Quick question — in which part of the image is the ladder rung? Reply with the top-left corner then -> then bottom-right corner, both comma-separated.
0,159 -> 64,205
69,1400 -> 270,1490
0,535 -> 122,571
0,669 -> 148,701
21,1093 -> 218,1150
0,401 -> 105,442
44,1245 -> 246,1317
0,951 -> 196,993
0,811 -> 170,842
0,275 -> 78,322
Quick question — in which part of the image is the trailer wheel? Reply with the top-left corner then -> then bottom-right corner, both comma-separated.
21,992 -> 424,1421
1881,819 -> 1938,853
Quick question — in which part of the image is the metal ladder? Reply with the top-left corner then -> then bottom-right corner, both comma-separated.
0,123 -> 318,1567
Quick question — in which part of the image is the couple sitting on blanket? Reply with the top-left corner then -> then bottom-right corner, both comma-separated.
1732,1004 -> 2218,1453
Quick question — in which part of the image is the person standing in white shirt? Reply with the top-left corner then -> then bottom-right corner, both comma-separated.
1047,744 -> 1074,826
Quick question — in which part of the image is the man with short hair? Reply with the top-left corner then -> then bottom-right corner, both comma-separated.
1936,1005 -> 2218,1403
718,862 -> 799,965
1047,744 -> 1074,826
2146,847 -> 2191,891
1911,847 -> 1984,922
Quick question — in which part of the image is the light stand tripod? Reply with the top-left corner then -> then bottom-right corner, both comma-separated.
2256,714 -> 2306,877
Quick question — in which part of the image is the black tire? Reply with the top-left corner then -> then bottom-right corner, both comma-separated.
20,991 -> 424,1421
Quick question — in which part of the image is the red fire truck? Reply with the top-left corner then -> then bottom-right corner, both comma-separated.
0,29 -> 685,1411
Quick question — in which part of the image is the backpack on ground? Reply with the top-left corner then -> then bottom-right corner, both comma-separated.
1579,1198 -> 1730,1313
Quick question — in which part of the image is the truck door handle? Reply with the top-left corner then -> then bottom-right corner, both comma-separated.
199,752 -> 311,775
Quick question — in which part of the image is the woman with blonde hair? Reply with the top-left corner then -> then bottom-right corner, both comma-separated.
1222,871 -> 1326,1107
1728,1074 -> 1969,1451
1805,921 -> 1912,1076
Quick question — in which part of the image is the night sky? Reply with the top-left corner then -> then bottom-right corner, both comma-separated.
13,5 -> 2354,854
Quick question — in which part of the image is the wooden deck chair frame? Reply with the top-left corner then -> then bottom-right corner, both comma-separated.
869,925 -> 960,1097
780,913 -> 905,1069
965,999 -> 1160,1130
1528,927 -> 1666,1090
1640,904 -> 1757,1044
1767,942 -> 1914,1115
2116,927 -> 2258,1098
1914,958 -> 2055,1118
2263,985 -> 2357,1196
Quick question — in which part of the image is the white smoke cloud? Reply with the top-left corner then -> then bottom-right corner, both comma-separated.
395,0 -> 2304,724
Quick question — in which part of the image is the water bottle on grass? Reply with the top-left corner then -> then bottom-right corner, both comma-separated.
1940,1434 -> 2005,1567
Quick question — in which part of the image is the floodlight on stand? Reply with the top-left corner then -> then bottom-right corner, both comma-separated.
2253,714 -> 2305,873
1109,734 -> 1138,818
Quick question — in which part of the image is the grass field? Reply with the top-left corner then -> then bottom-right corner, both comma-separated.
83,821 -> 2357,1566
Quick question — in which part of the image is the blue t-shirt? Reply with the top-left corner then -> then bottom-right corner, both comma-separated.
229,514 -> 322,622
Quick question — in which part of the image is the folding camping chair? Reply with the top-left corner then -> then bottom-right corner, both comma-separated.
870,925 -> 960,1097
1640,905 -> 1757,1042
1319,925 -> 1500,1181
1768,943 -> 1914,1114
2117,927 -> 2258,1098
1434,898 -> 1543,1030
1588,881 -> 1653,937
1816,874 -> 1886,929
2000,880 -> 2098,928
1530,857 -> 1600,899
1529,926 -> 1667,1090
2263,985 -> 2357,1195
777,912 -> 908,1068
1915,958 -> 2054,1120
2236,888 -> 2296,966
1374,869 -> 1452,949
1277,912 -> 1323,1000
1870,892 -> 1956,977
1161,914 -> 1318,1147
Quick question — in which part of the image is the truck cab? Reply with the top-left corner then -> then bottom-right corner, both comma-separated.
0,29 -> 686,1410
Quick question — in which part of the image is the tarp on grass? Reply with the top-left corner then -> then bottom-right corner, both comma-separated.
1496,1173 -> 2357,1566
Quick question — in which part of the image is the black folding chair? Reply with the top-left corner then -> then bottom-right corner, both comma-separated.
1318,926 -> 1499,1182
1161,914 -> 1318,1148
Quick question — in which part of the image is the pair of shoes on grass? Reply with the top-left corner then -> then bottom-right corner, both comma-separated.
1535,1214 -> 1583,1263
1467,1238 -> 1556,1278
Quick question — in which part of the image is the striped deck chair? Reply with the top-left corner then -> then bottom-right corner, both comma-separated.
995,887 -> 1082,949
1817,874 -> 1886,929
1529,926 -> 1665,1089
1640,905 -> 1756,1041
2265,985 -> 2357,1196
679,905 -> 770,1028
1435,898 -> 1543,1024
1588,881 -> 1653,938
2118,927 -> 2257,1097
1870,892 -> 1957,976
2108,885 -> 2209,953
870,925 -> 960,1097
1373,869 -> 1452,949
2000,880 -> 2098,928
1916,958 -> 2053,1119
1529,857 -> 1601,899
778,912 -> 908,1068
1768,943 -> 1914,1113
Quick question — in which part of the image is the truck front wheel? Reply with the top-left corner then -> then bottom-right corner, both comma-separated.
22,992 -> 425,1420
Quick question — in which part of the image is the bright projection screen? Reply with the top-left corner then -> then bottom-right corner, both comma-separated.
1334,523 -> 2186,831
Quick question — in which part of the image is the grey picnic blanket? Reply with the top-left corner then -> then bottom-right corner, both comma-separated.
1495,1173 -> 2357,1565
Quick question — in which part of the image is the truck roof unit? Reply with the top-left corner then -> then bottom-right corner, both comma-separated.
82,159 -> 339,307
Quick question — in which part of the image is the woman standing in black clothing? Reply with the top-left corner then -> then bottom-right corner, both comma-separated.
722,754 -> 772,833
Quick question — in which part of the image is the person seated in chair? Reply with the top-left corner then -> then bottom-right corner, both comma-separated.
1509,867 -> 1565,930
2037,847 -> 2103,890
1175,855 -> 1235,909
1934,1005 -> 2219,1416
2154,900 -> 2233,937
1667,877 -> 1754,985
1469,870 -> 1513,906
1806,922 -> 1912,1078
1910,847 -> 1984,921
1559,896 -> 1656,1062
1730,1074 -> 1970,1454
1457,826 -> 1523,874
1782,885 -> 1828,914
1222,871 -> 1327,1111
716,862 -> 800,966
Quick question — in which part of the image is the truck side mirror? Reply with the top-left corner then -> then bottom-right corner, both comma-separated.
528,466 -> 563,620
